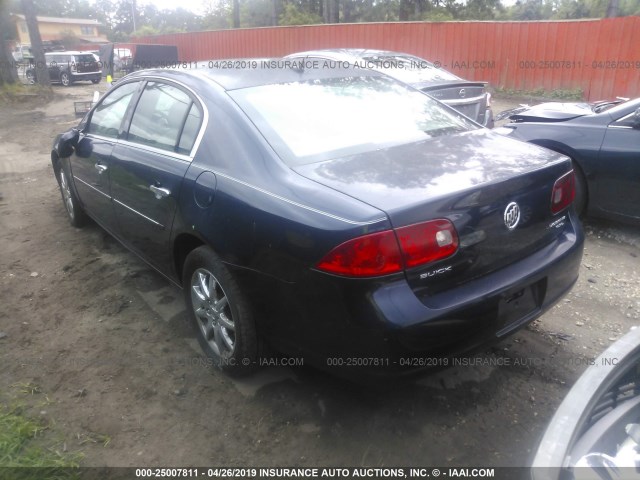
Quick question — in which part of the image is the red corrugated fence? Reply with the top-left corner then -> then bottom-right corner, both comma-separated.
133,17 -> 640,101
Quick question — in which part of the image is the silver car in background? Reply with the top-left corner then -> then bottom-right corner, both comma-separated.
286,48 -> 494,128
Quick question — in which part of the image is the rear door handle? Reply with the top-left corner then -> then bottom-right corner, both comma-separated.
149,185 -> 170,199
95,163 -> 107,174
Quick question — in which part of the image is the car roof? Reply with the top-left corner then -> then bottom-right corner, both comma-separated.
125,60 -> 385,91
46,51 -> 91,55
287,48 -> 420,61
286,48 -> 467,85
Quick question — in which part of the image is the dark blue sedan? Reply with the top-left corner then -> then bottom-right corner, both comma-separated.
51,63 -> 584,376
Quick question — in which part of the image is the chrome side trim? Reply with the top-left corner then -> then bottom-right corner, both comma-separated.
115,139 -> 192,162
74,176 -> 111,199
214,171 -> 387,226
113,199 -> 164,228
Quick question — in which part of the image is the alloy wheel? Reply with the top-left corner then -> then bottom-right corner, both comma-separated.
59,170 -> 75,221
190,268 -> 236,357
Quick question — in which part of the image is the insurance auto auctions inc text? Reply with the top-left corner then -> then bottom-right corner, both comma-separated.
249,467 -> 495,478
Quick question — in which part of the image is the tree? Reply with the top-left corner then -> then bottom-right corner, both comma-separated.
202,0 -> 233,30
279,3 -> 322,24
21,0 -> 50,88
324,0 -> 339,22
59,29 -> 82,48
241,0 -> 273,26
0,0 -> 19,85
233,0 -> 240,27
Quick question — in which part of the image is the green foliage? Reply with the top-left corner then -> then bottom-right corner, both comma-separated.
458,0 -> 504,19
2,0 -> 638,38
495,86 -> 584,100
500,0 -> 556,20
202,0 -> 233,30
350,0 -> 400,22
499,0 -> 640,19
134,25 -> 160,36
279,3 -> 323,25
241,0 -> 275,27
58,29 -> 81,48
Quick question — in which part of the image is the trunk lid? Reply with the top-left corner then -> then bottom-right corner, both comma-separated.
294,130 -> 573,295
419,82 -> 487,123
74,53 -> 101,73
510,102 -> 594,122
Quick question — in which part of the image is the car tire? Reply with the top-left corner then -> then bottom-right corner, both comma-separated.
91,79 -> 100,84
60,72 -> 71,87
26,70 -> 36,84
183,246 -> 258,376
572,161 -> 587,217
57,165 -> 86,227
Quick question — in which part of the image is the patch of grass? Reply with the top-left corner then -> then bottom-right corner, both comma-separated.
0,404 -> 82,479
77,432 -> 111,447
0,81 -> 53,105
494,86 -> 584,101
12,382 -> 42,396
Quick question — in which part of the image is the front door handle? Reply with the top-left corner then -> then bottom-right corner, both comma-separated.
149,185 -> 170,199
95,163 -> 107,174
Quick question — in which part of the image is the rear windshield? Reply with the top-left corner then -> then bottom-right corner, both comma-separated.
75,54 -> 97,63
363,54 -> 461,84
230,75 -> 477,165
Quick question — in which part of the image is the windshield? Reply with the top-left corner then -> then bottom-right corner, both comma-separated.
230,75 -> 478,165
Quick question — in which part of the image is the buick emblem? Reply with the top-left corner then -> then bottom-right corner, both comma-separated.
504,202 -> 520,230
459,88 -> 466,98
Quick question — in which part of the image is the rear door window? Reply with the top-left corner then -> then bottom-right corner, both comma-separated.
127,82 -> 195,153
177,103 -> 202,154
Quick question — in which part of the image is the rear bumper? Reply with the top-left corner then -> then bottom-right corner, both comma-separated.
70,71 -> 102,82
246,210 -> 584,375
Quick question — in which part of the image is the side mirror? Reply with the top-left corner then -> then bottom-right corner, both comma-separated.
56,128 -> 79,158
631,107 -> 640,129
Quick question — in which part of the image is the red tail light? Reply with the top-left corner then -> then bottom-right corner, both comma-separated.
316,219 -> 459,277
396,219 -> 459,268
551,170 -> 576,214
316,230 -> 403,277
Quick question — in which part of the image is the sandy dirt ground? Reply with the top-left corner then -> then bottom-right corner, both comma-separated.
0,83 -> 639,470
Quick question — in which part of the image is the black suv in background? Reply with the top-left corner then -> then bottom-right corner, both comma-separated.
26,51 -> 102,86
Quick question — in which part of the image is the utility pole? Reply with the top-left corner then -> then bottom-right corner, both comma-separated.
131,0 -> 136,33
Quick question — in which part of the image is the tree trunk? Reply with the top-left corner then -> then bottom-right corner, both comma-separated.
271,0 -> 279,26
399,0 -> 411,21
0,0 -> 19,85
0,45 -> 19,85
21,0 -> 50,88
327,0 -> 339,23
233,0 -> 240,28
606,0 -> 619,17
343,0 -> 352,23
